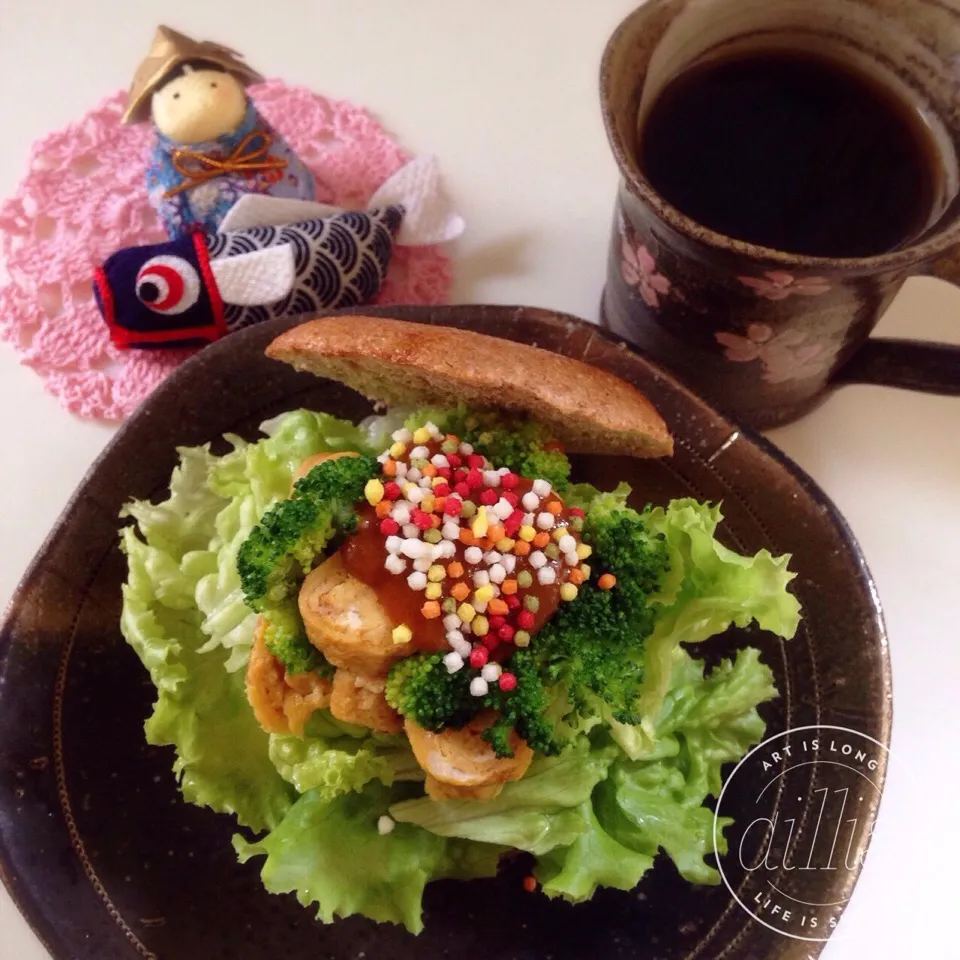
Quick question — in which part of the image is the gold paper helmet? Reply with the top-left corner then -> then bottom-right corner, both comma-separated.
122,25 -> 264,125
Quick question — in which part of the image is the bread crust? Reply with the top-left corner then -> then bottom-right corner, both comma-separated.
266,317 -> 672,458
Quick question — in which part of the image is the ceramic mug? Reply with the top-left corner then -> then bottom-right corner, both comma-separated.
599,0 -> 960,429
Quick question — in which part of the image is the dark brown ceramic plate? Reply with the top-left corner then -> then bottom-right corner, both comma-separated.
0,305 -> 890,960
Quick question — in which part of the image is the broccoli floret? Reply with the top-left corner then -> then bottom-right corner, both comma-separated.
260,598 -> 333,677
385,653 -> 479,730
238,454 -> 376,608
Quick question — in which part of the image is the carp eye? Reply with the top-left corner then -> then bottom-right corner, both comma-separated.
135,255 -> 201,314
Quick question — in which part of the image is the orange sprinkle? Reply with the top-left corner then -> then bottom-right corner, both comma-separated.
459,528 -> 475,545
445,433 -> 459,444
451,582 -> 470,601
513,540 -> 531,557
430,514 -> 442,529
501,578 -> 518,595
522,875 -> 537,893
434,496 -> 446,513
533,531 -> 551,548
382,459 -> 397,477
478,537 -> 494,551
447,561 -> 465,579
422,463 -> 438,478
546,500 -> 563,516
487,523 -> 505,543
421,600 -> 441,619
488,598 -> 509,616
598,573 -> 617,590
567,568 -> 585,585
375,500 -> 393,518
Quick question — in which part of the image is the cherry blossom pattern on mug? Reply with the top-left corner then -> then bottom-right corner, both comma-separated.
715,323 -> 843,384
620,234 -> 672,308
738,270 -> 831,300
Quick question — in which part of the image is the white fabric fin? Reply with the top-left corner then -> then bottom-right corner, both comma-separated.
368,154 -> 465,246
210,244 -> 296,305
218,195 -> 344,232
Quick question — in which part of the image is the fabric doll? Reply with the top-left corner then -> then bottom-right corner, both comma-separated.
122,26 -> 317,239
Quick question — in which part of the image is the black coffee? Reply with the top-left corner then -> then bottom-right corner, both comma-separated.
638,50 -> 940,258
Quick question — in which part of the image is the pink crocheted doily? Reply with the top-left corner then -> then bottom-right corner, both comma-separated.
0,80 -> 452,420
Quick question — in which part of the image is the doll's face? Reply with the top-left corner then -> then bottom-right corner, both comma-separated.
151,65 -> 247,143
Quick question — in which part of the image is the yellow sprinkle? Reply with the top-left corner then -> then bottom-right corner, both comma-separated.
403,481 -> 418,497
392,624 -> 413,645
560,582 -> 579,602
496,537 -> 516,552
471,505 -> 489,538
514,630 -> 531,648
552,526 -> 566,541
364,478 -> 385,506
518,525 -> 536,542
457,602 -> 476,623
472,615 -> 489,637
389,441 -> 406,459
421,493 -> 436,513
576,543 -> 593,559
474,584 -> 495,603
431,476 -> 448,489
580,563 -> 592,580
427,564 -> 446,583
424,582 -> 442,600
413,426 -> 432,444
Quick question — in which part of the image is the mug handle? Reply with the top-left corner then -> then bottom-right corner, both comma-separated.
832,256 -> 960,392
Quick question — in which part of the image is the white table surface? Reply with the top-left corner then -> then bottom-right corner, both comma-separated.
1,2 -> 957,958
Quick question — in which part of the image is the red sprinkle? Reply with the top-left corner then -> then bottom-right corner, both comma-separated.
505,594 -> 521,609
500,472 -> 519,489
498,624 -> 515,641
467,454 -> 485,469
453,468 -> 469,484
412,509 -> 432,530
481,634 -> 500,651
569,507 -> 585,519
453,481 -> 470,498
383,481 -> 401,501
466,468 -> 484,488
443,498 -> 463,517
499,671 -> 518,692
469,646 -> 489,668
436,467 -> 452,480
502,490 -> 519,507
488,615 -> 505,629
433,482 -> 451,498
517,610 -> 535,630
446,453 -> 462,468
379,518 -> 400,536
522,874 -> 537,893
479,488 -> 498,506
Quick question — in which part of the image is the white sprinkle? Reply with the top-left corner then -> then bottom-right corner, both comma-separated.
425,421 -> 441,438
402,523 -> 420,539
529,551 -> 548,570
406,467 -> 421,482
464,546 -> 483,565
473,599 -> 488,614
502,554 -> 517,574
413,556 -> 432,572
521,491 -> 540,512
419,477 -> 433,489
443,614 -> 461,631
447,631 -> 470,655
394,461 -> 408,477
443,652 -> 464,673
537,566 -> 557,585
431,453 -> 450,468
485,551 -> 502,565
377,451 -> 390,464
565,552 -> 580,567
437,540 -> 457,559
498,466 -> 511,475
392,503 -> 411,524
392,428 -> 413,444
442,521 -> 461,541
483,470 -> 501,487
536,512 -> 555,530
384,554 -> 406,575
401,539 -> 429,559
407,485 -> 424,504
481,662 -> 502,682
458,442 -> 474,455
385,535 -> 403,554
488,563 -> 506,584
377,815 -> 396,835
522,512 -> 536,526
532,479 -> 552,498
470,677 -> 489,697
493,498 -> 513,521
410,445 -> 430,460
558,534 -> 576,554
407,570 -> 428,590
473,570 -> 490,588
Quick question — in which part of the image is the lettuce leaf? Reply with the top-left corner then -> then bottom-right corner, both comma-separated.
234,781 -> 503,933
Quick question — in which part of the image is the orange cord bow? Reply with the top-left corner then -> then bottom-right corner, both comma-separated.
163,130 -> 288,198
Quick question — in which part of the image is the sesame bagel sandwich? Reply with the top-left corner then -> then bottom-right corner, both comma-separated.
118,316 -> 801,933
